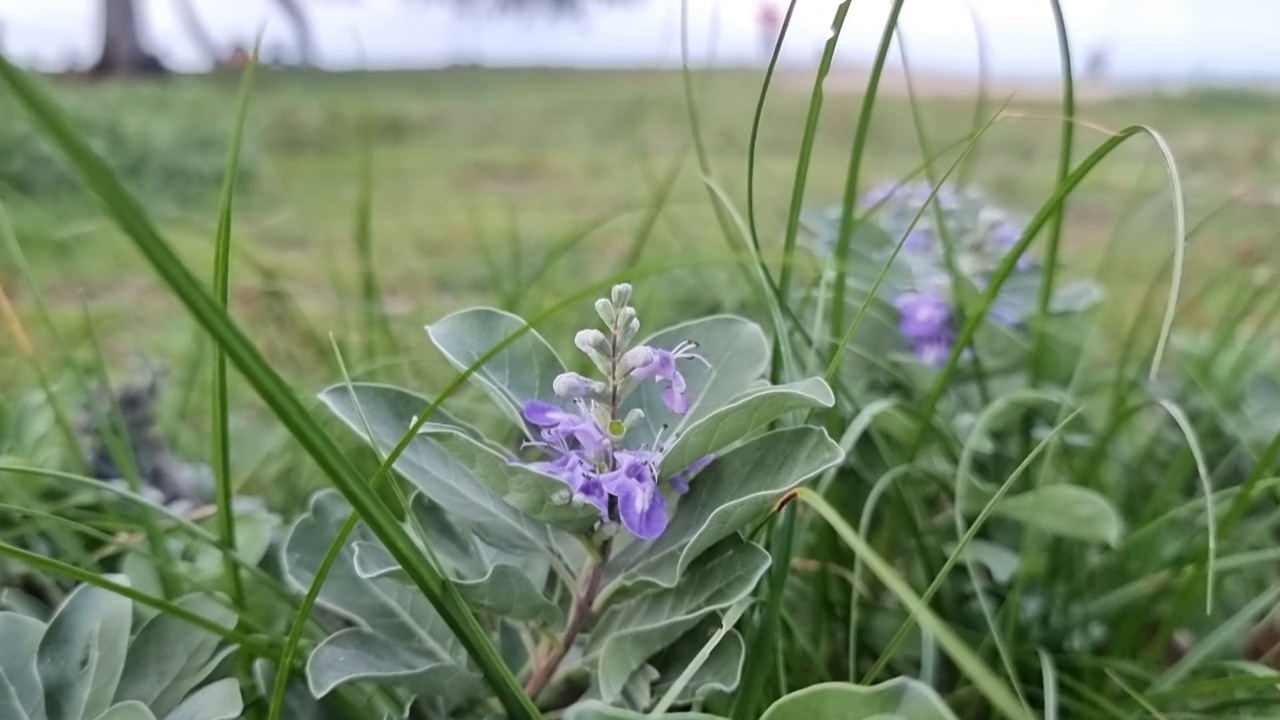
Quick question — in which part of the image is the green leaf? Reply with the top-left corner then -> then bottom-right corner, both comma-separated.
565,702 -> 725,720
159,678 -> 242,720
306,628 -> 483,699
991,485 -> 1124,546
1048,280 -> 1103,314
660,377 -> 834,477
419,427 -> 600,532
37,581 -> 132,720
649,622 -> 746,706
759,679 -> 959,720
319,383 -> 557,554
943,540 -> 1020,585
353,541 -> 563,628
425,307 -> 567,426
591,539 -> 770,702
113,594 -> 238,717
93,703 -> 158,720
284,492 -> 481,699
610,427 -> 842,591
0,613 -> 44,720
622,316 -> 771,448
285,492 -> 465,643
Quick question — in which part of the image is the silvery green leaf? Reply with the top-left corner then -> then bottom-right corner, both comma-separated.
353,541 -> 563,628
113,594 -> 237,717
0,588 -> 48,620
403,491 -> 561,592
591,539 -> 770,702
320,383 -> 558,554
609,427 -> 842,592
0,612 -> 44,720
284,491 -> 468,649
622,316 -> 770,448
1049,280 -> 1104,314
425,307 -> 568,427
649,622 -> 746,706
565,701 -> 725,720
759,679 -> 959,720
306,628 -> 482,699
37,580 -> 132,720
159,678 -> 241,720
417,427 -> 600,533
991,485 -> 1124,547
284,492 -> 481,700
660,377 -> 834,477
92,703 -> 157,720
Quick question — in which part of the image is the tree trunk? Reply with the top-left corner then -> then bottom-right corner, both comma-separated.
92,0 -> 165,76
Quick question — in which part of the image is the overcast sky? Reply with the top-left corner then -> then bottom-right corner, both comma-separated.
0,0 -> 1276,80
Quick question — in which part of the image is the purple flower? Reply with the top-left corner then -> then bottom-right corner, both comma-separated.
893,291 -> 956,367
602,450 -> 668,540
523,400 -> 608,459
859,181 -> 902,208
630,341 -> 710,415
993,221 -> 1034,271
904,228 -> 936,253
669,454 -> 714,495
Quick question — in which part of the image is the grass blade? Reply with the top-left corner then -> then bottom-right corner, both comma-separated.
210,50 -> 259,611
1030,0 -> 1077,384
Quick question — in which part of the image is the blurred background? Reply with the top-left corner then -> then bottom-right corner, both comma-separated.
1,0 -> 1278,503
3,0 -> 1280,80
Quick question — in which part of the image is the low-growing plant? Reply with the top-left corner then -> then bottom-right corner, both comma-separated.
287,283 -> 845,714
0,580 -> 243,720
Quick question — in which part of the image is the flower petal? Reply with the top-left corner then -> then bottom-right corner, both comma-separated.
618,480 -> 668,540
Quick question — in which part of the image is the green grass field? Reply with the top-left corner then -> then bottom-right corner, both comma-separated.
5,70 -> 1279,368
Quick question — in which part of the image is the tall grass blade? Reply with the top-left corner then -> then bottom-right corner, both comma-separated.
1030,0 -> 1077,384
210,50 -> 259,611
830,0 -> 907,341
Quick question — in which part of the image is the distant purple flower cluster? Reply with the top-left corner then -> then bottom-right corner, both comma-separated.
893,290 -> 956,367
518,284 -> 714,540
852,181 -> 1041,366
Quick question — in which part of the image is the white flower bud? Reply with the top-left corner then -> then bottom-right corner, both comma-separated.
611,283 -> 633,308
623,408 -> 646,429
575,329 -> 610,356
553,372 -> 604,399
595,298 -> 615,324
620,346 -> 654,373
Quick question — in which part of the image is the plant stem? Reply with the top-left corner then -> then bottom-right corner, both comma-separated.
525,547 -> 609,699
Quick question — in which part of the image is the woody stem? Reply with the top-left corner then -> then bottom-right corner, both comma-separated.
523,545 -> 610,699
